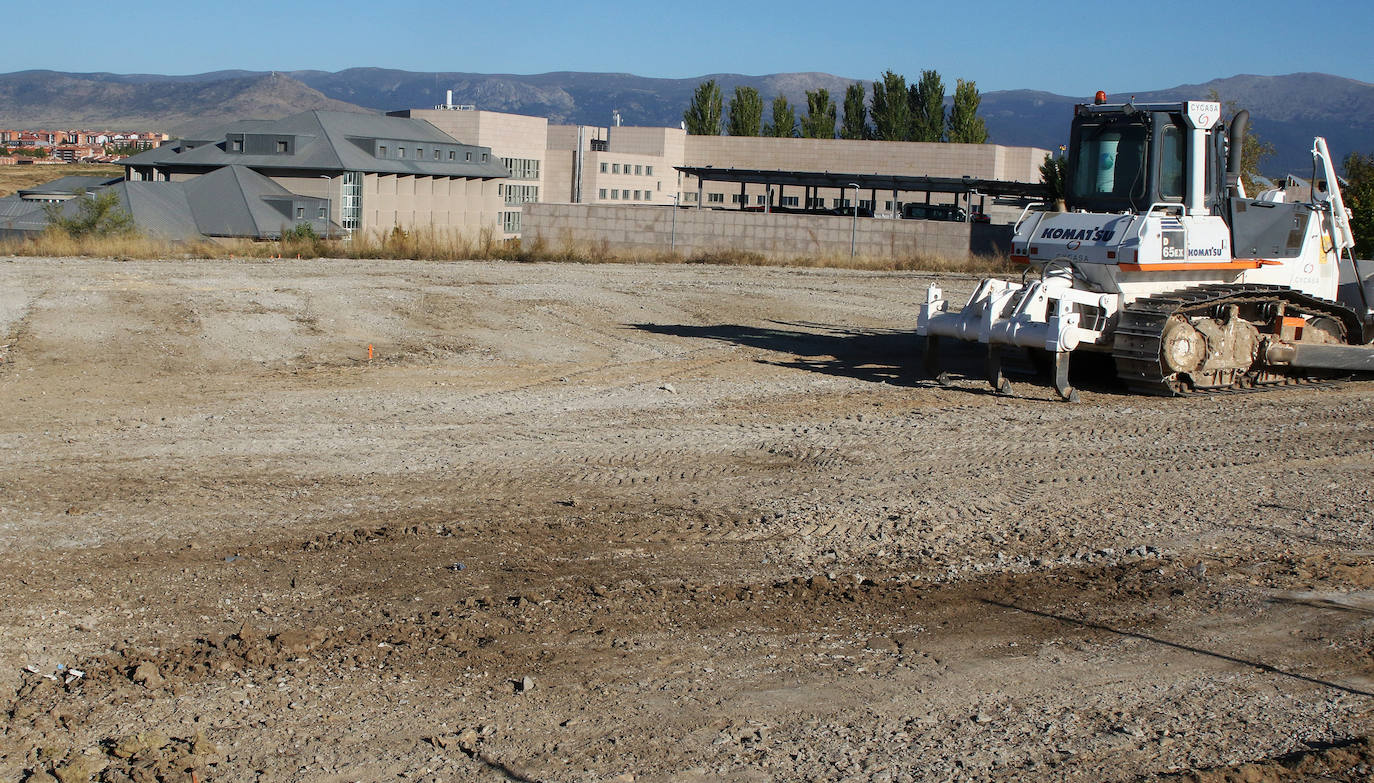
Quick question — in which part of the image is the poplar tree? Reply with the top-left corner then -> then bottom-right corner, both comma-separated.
764,95 -> 798,138
683,80 -> 723,135
947,79 -> 989,144
726,86 -> 764,136
840,82 -> 869,140
800,88 -> 837,139
909,70 -> 945,142
870,70 -> 911,141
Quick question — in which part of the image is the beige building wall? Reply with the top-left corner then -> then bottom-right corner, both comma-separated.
544,150 -> 576,202
361,173 -> 502,238
396,108 -> 548,237
523,203 -> 1002,261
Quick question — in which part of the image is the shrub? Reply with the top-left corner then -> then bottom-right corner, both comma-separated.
44,190 -> 135,238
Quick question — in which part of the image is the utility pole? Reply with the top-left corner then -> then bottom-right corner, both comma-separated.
847,182 -> 860,257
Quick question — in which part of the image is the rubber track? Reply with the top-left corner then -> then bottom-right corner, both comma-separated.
1111,284 -> 1366,396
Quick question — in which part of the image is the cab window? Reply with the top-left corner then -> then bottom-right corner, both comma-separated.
1158,124 -> 1185,200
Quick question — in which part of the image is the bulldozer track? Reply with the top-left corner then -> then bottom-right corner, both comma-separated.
1112,284 -> 1366,396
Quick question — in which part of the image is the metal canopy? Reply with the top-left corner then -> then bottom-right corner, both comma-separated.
674,166 -> 1049,199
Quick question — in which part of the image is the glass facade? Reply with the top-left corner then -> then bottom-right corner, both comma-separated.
340,171 -> 362,233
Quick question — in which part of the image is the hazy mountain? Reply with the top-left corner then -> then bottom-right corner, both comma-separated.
287,68 -> 860,129
2,68 -> 1370,175
0,70 -> 367,134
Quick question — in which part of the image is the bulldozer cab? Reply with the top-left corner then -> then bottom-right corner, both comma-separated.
1065,102 -> 1224,216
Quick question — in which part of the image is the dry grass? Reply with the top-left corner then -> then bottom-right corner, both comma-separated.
0,164 -> 123,198
0,223 -> 1013,275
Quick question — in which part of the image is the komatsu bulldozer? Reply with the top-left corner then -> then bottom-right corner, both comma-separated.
917,93 -> 1373,400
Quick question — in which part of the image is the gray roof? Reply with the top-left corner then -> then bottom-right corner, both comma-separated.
17,175 -> 124,196
0,165 -> 339,241
120,110 -> 510,179
0,195 -> 47,232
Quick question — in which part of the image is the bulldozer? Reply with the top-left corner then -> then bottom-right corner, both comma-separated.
917,93 -> 1373,400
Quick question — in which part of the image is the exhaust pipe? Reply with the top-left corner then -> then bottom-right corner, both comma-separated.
1226,109 -> 1249,196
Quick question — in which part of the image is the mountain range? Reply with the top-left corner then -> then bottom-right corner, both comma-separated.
2,68 -> 1370,176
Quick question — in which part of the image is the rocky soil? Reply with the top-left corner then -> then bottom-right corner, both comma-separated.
0,257 -> 1371,782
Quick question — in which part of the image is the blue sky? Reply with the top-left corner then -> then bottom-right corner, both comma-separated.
12,0 -> 1373,95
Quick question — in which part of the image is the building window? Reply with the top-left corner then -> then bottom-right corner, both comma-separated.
635,165 -> 642,175
502,211 -> 521,234
318,206 -> 327,219
500,157 -> 540,180
610,190 -> 619,200
646,165 -> 653,176
230,139 -> 242,152
277,140 -> 289,153
399,148 -> 406,158
684,192 -> 698,203
731,194 -> 744,204
756,195 -> 766,205
859,199 -> 874,211
379,145 -> 387,157
612,163 -> 621,174
296,206 -> 304,219
465,151 -> 472,161
599,188 -> 607,199
504,184 -> 539,206
449,150 -> 455,160
498,184 -> 504,196
600,162 -> 608,173
708,192 -> 724,203
434,149 -> 440,160
622,189 -> 630,200
482,153 -> 488,161
782,196 -> 799,207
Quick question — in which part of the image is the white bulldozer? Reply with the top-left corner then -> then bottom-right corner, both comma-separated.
917,92 -> 1373,400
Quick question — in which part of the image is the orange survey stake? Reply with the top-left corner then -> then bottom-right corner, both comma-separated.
368,344 -> 374,360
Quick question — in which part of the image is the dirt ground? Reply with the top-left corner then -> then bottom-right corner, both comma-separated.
1,256 -> 1371,783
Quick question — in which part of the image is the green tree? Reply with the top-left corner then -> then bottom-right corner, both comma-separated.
947,79 -> 989,144
800,88 -> 837,139
726,86 -> 764,137
840,82 -> 869,140
1040,153 -> 1067,207
870,70 -> 911,141
1344,151 -> 1374,258
683,80 -> 723,136
908,70 -> 945,142
43,190 -> 135,238
764,95 -> 798,138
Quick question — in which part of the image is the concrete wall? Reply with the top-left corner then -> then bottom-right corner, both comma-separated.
523,203 -> 1008,260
